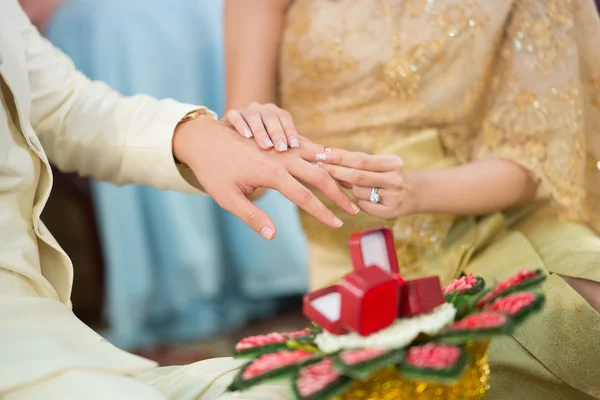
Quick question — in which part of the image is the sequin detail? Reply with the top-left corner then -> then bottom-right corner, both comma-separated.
335,342 -> 490,400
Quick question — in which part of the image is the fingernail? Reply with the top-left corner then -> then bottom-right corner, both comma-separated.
289,137 -> 300,148
351,203 -> 360,215
243,128 -> 253,138
276,139 -> 288,152
260,226 -> 275,240
264,137 -> 274,148
316,153 -> 327,161
333,216 -> 344,228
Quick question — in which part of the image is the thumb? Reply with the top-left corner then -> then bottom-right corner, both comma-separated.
220,189 -> 277,240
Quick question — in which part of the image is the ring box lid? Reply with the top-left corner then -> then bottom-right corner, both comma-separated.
349,228 -> 399,275
303,286 -> 347,335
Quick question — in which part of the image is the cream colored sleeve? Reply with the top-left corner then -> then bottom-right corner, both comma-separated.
16,1 -> 213,193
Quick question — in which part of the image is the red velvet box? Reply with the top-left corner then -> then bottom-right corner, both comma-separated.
398,276 -> 445,317
339,266 -> 399,336
349,228 -> 400,275
303,286 -> 347,335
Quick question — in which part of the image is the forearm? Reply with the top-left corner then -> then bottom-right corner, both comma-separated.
224,0 -> 290,109
413,159 -> 538,215
15,1 -> 211,193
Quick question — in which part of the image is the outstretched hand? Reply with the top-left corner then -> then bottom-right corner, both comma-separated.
172,116 -> 360,240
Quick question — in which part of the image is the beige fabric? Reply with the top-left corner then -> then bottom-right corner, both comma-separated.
2,358 -> 291,400
276,1 -> 600,399
279,0 -> 600,234
0,0 -> 215,395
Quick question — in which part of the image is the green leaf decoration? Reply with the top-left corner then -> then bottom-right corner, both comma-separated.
334,348 -> 405,381
477,269 -> 546,307
228,350 -> 321,391
484,292 -> 545,325
444,275 -> 486,299
437,311 -> 515,345
399,343 -> 469,385
292,357 -> 352,400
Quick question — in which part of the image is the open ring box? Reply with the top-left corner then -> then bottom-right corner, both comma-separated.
303,228 -> 445,337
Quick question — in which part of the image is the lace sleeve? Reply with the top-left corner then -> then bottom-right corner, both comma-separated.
474,0 -> 588,208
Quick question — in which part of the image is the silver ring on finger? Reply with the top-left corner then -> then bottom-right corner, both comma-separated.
324,147 -> 331,152
370,187 -> 380,204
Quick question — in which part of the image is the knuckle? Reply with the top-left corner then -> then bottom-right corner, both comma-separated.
228,113 -> 241,124
268,127 -> 284,136
245,212 -> 262,228
393,175 -> 404,188
353,170 -> 365,184
355,153 -> 368,169
214,195 -> 232,211
315,167 -> 331,183
298,188 -> 315,205
392,155 -> 404,170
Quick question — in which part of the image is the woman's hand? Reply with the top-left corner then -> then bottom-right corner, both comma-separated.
310,147 -> 421,220
224,103 -> 300,152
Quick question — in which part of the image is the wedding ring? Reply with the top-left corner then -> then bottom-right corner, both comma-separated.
370,187 -> 380,204
324,147 -> 331,152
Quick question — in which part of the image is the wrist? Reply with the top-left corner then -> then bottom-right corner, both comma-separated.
404,170 -> 431,215
173,114 -> 216,168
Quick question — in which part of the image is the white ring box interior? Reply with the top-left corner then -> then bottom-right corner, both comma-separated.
308,230 -> 393,322
360,230 -> 392,274
311,292 -> 341,322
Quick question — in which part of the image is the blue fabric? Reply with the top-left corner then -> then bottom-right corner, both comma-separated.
46,0 -> 308,349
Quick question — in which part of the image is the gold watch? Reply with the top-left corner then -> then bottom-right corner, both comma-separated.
178,108 -> 211,125
174,108 -> 211,166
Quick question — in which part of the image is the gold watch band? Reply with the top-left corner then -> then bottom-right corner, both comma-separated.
178,108 -> 211,125
174,108 -> 211,167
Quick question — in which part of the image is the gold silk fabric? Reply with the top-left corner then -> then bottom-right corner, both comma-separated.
278,1 -> 600,399
279,0 -> 599,239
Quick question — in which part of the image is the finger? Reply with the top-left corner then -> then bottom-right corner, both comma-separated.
217,188 -> 276,240
241,111 -> 273,149
321,164 -> 397,188
287,159 -> 360,216
339,180 -> 353,190
271,172 -> 345,228
295,141 -> 329,162
225,109 -> 253,139
260,108 -> 289,152
266,104 -> 300,149
351,186 -> 396,206
297,135 -> 314,145
318,149 -> 404,172
356,199 -> 392,220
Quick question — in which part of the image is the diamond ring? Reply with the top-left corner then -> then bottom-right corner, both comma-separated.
370,187 -> 380,204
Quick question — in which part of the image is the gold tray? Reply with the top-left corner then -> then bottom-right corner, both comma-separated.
335,342 -> 490,400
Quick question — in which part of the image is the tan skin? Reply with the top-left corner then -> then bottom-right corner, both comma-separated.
224,0 -> 600,312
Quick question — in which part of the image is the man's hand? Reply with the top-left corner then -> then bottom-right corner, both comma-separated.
173,116 -> 360,240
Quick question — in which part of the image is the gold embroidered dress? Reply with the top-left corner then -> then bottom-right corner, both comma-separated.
278,0 -> 600,398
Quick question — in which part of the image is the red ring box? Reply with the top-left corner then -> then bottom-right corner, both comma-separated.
399,276 -> 445,317
303,286 -> 347,335
339,266 -> 399,336
349,228 -> 400,275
